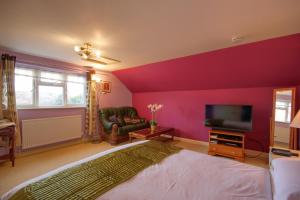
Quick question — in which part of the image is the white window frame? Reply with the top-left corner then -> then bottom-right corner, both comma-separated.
15,63 -> 86,109
275,100 -> 291,123
14,68 -> 35,108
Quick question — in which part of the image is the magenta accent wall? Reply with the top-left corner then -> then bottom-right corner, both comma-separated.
116,34 -> 300,151
114,33 -> 300,92
133,87 -> 275,151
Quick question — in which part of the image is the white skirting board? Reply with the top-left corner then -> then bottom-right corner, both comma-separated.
22,115 -> 82,150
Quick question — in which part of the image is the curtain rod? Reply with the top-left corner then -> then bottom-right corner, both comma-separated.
16,60 -> 111,77
16,59 -> 90,74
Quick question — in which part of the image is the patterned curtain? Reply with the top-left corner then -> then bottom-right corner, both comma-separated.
0,60 -> 3,120
84,71 -> 98,141
1,54 -> 21,146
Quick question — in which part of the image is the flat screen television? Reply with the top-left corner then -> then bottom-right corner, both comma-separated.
205,105 -> 253,132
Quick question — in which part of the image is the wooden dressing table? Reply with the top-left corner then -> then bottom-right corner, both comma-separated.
0,120 -> 16,167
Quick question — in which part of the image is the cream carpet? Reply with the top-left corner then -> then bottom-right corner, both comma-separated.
0,140 -> 268,196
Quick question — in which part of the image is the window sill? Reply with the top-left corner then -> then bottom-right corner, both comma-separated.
275,121 -> 291,124
17,106 -> 86,110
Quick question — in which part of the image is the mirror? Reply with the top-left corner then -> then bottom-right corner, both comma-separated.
270,88 -> 296,149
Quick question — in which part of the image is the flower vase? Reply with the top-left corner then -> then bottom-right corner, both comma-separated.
150,124 -> 157,131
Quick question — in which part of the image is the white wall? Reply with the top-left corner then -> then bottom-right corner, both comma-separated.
95,70 -> 132,108
274,124 -> 290,143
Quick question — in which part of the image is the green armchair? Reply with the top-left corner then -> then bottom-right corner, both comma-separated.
99,106 -> 149,145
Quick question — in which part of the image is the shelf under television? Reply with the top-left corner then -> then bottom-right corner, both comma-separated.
209,129 -> 246,137
210,137 -> 243,144
208,129 -> 245,161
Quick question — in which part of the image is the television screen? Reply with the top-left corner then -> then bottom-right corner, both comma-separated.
205,105 -> 252,132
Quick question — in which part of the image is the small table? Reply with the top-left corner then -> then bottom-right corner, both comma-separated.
0,121 -> 16,167
269,147 -> 300,170
129,127 -> 174,143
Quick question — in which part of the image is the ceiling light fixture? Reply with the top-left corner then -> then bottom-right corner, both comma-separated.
231,36 -> 244,43
74,42 -> 120,65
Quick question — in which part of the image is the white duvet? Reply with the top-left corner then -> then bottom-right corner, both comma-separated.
2,141 -> 272,200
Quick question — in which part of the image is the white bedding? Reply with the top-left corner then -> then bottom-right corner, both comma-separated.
1,141 -> 272,200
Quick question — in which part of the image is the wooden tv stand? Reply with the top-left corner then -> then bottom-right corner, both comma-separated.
208,130 -> 245,161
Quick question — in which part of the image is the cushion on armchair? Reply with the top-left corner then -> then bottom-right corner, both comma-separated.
124,117 -> 143,125
108,115 -> 124,126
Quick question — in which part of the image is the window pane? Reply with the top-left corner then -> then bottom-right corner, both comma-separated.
39,85 -> 63,106
15,75 -> 33,106
15,68 -> 33,76
67,83 -> 85,105
276,101 -> 288,108
40,71 -> 63,83
15,66 -> 86,108
67,75 -> 85,83
275,109 -> 286,122
287,105 -> 291,122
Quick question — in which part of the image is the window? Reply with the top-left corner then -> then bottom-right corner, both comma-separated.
38,85 -> 64,106
15,64 -> 86,108
15,68 -> 34,106
275,100 -> 291,123
67,75 -> 86,105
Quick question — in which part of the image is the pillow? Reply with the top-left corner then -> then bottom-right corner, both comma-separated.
272,157 -> 300,200
131,118 -> 141,124
108,115 -> 118,123
124,117 -> 141,125
117,117 -> 126,126
124,117 -> 132,124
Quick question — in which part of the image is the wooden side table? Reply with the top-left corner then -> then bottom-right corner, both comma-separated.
0,122 -> 16,167
269,147 -> 300,170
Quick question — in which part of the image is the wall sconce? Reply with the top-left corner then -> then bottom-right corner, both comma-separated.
91,74 -> 111,94
91,74 -> 101,83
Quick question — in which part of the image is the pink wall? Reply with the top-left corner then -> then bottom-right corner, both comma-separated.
0,47 -> 89,73
133,87 -> 275,151
94,72 -> 132,108
0,48 -> 89,137
18,108 -> 86,134
0,48 -> 132,139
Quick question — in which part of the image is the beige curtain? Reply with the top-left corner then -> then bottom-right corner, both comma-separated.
84,71 -> 98,140
1,54 -> 21,146
0,60 -> 3,120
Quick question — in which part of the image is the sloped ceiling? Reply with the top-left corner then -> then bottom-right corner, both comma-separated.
0,0 -> 300,71
113,33 -> 300,92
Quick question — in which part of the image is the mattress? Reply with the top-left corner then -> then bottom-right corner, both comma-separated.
1,141 -> 272,200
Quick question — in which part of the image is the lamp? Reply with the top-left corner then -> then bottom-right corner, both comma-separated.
290,110 -> 300,128
91,74 -> 101,83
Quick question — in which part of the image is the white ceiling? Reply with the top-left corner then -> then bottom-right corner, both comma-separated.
0,0 -> 300,71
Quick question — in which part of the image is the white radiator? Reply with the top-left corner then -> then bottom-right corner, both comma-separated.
22,115 -> 82,149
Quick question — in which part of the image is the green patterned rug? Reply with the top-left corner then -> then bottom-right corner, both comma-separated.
9,141 -> 182,200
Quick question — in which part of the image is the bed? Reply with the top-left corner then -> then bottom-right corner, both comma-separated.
1,140 -> 299,200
